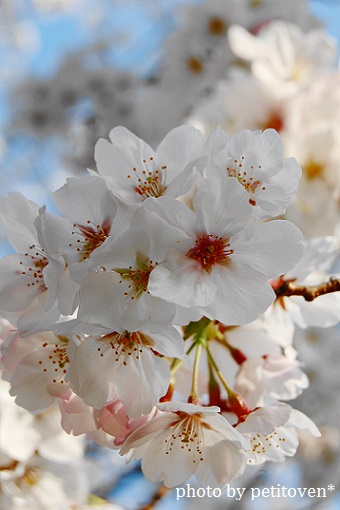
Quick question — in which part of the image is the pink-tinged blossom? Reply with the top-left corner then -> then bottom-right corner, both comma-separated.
58,389 -> 98,437
121,401 -> 247,488
94,400 -> 157,447
236,403 -> 320,464
147,177 -> 303,325
0,193 -> 60,331
94,125 -> 207,203
67,324 -> 184,418
207,127 -> 302,219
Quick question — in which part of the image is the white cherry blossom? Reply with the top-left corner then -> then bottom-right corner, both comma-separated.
148,176 -> 303,324
234,354 -> 309,408
67,324 -> 184,418
236,403 -> 320,465
188,68 -> 287,138
3,331 -> 77,413
207,127 -> 302,219
94,125 -> 207,204
228,21 -> 337,98
121,401 -> 247,488
0,193 -> 60,331
35,176 -> 131,314
78,204 -> 200,329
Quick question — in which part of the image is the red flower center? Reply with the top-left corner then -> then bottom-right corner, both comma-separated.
187,234 -> 233,272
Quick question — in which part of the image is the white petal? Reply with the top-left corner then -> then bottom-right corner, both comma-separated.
149,256 -> 217,308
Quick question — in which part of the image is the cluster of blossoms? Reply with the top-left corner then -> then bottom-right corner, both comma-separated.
1,122 -> 339,498
1,0 -> 340,507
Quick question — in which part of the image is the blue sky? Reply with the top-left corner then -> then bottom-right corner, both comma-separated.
0,0 -> 339,256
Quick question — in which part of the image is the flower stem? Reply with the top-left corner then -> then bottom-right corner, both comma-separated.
205,344 -> 234,398
170,337 -> 203,376
188,341 -> 202,405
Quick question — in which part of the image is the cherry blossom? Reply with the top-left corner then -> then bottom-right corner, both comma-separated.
94,125 -> 207,204
236,403 -> 320,465
234,354 -> 309,408
35,175 -> 131,315
3,331 -> 77,413
94,400 -> 157,447
1,0 -> 339,503
148,176 -> 303,324
66,324 -> 184,418
77,203 -> 200,329
228,21 -> 337,97
207,127 -> 302,219
121,401 -> 247,488
0,193 -> 60,331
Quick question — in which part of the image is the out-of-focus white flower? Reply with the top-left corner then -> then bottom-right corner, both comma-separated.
121,401 -> 247,488
12,20 -> 40,54
283,72 -> 340,237
293,326 -> 340,427
188,69 -> 287,137
234,353 -> 309,408
1,460 -> 74,510
236,0 -> 320,32
228,21 -> 337,98
0,379 -> 40,466
32,0 -> 80,13
0,378 -> 88,510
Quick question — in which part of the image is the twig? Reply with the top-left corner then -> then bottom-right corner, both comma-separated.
139,485 -> 171,510
275,277 -> 340,302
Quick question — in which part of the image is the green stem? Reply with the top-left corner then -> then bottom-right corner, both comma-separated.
170,338 -> 202,376
205,344 -> 234,398
189,342 -> 202,405
170,357 -> 183,376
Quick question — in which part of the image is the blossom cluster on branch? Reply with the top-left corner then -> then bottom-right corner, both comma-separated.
1,123 -> 339,497
0,0 -> 340,508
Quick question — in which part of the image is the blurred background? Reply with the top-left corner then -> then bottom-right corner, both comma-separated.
0,1 -> 340,509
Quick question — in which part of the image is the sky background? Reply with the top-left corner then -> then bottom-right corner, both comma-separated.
0,0 -> 339,256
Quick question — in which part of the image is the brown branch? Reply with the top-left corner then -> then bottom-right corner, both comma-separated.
275,277 -> 340,302
139,485 -> 170,510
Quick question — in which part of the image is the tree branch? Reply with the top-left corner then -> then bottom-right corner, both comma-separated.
139,485 -> 170,510
275,277 -> 340,302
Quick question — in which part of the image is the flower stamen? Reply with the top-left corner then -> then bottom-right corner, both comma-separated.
70,219 -> 110,262
187,234 -> 233,272
127,157 -> 167,199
